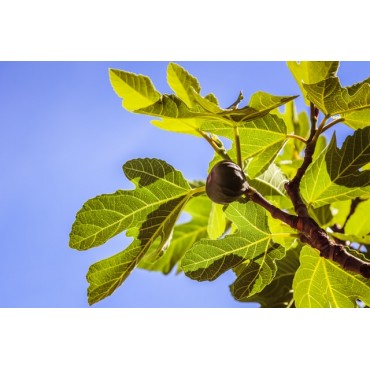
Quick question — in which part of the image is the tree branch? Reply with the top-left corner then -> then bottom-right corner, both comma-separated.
244,187 -> 370,279
284,103 -> 320,218
242,102 -> 370,279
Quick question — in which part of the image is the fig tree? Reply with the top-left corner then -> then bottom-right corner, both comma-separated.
206,160 -> 248,204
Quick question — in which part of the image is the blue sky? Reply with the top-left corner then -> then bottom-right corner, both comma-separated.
1,61 -> 370,308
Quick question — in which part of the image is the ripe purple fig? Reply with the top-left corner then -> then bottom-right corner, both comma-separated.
206,160 -> 248,204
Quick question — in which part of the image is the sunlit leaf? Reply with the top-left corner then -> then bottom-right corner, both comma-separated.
287,61 -> 339,105
301,128 -> 370,207
109,68 -> 161,111
293,246 -> 370,308
242,246 -> 302,307
202,114 -> 287,175
69,158 -> 197,304
230,243 -> 285,301
207,202 -> 228,240
167,62 -> 201,108
181,202 -> 285,283
217,92 -> 298,125
345,198 -> 370,237
303,76 -> 370,128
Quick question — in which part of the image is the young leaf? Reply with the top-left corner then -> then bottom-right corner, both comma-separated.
69,158 -> 192,251
109,68 -> 161,111
181,201 -> 284,282
167,62 -> 201,108
230,243 -> 285,301
287,61 -> 339,105
301,128 -> 370,207
293,246 -> 370,308
190,88 -> 223,113
138,196 -> 211,274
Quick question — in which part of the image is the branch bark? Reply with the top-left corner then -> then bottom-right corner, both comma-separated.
245,187 -> 370,278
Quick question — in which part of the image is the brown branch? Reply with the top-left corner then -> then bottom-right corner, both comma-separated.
243,101 -> 370,278
244,187 -> 370,279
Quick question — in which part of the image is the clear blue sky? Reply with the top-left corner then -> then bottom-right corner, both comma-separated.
1,61 -> 369,308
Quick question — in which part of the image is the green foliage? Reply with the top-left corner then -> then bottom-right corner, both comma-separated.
69,61 -> 370,307
287,61 -> 339,105
301,128 -> 370,207
293,246 -> 370,308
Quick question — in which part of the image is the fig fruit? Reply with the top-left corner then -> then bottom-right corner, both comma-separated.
206,160 -> 248,204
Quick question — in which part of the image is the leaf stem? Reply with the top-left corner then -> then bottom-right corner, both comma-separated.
286,134 -> 307,144
190,185 -> 206,195
320,117 -> 345,134
286,297 -> 295,308
197,129 -> 232,161
312,114 -> 330,142
234,126 -> 242,168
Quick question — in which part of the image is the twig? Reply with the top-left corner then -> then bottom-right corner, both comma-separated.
320,117 -> 345,134
284,103 -> 320,217
286,134 -> 307,144
227,91 -> 244,109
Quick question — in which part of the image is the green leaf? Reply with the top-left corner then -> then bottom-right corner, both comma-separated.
287,61 -> 339,105
242,246 -> 302,307
275,103 -> 310,179
207,202 -> 228,240
230,243 -> 285,301
303,77 -> 370,124
138,94 -> 219,137
342,109 -> 370,129
181,201 -> 284,282
308,204 -> 333,228
345,198 -> 370,236
330,200 -> 352,227
247,163 -> 291,209
217,92 -> 298,125
135,94 -> 202,119
202,114 -> 287,175
324,128 -> 370,187
301,128 -> 370,207
246,141 -> 287,178
69,158 -> 191,251
109,68 -> 161,111
138,196 -> 211,274
190,88 -> 223,113
80,159 -> 197,305
167,62 -> 201,108
293,246 -> 370,308
330,232 -> 370,245
204,93 -> 219,105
